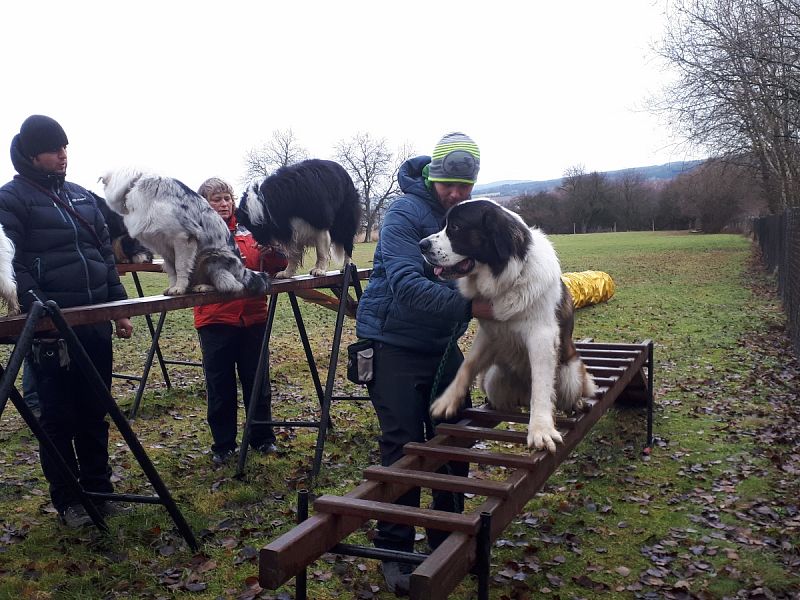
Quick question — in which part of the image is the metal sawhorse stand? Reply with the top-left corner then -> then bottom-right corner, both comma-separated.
236,263 -> 367,481
115,262 -> 201,418
0,300 -> 198,550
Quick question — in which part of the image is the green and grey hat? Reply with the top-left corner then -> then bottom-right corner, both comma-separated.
428,132 -> 480,184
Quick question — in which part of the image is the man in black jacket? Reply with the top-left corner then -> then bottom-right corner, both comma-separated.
0,115 -> 134,529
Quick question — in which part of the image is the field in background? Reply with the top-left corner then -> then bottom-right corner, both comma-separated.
0,231 -> 798,599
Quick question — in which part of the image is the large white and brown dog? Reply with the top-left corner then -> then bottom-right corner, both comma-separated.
237,159 -> 361,279
0,222 -> 19,315
101,168 -> 269,297
420,199 -> 596,453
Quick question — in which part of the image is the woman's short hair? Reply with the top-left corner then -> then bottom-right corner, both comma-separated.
197,177 -> 235,201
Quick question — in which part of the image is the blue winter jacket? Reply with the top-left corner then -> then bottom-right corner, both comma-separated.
355,156 -> 472,353
0,135 -> 127,312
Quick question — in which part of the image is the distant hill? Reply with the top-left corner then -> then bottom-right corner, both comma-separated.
473,160 -> 704,197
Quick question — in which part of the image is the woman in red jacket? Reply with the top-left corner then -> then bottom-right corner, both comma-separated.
195,178 -> 287,464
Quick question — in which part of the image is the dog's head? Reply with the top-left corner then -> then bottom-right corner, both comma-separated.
236,177 -> 278,244
419,199 -> 531,280
98,167 -> 143,216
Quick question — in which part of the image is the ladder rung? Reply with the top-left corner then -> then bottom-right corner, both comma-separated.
403,442 -> 545,470
364,466 -> 514,498
313,495 -> 480,534
461,408 -> 579,429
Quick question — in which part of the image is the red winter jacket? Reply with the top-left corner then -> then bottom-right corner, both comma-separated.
193,216 -> 287,329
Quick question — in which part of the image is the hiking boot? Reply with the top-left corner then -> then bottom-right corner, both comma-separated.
59,504 -> 93,529
97,501 -> 130,518
252,442 -> 277,455
381,560 -> 414,596
211,449 -> 236,465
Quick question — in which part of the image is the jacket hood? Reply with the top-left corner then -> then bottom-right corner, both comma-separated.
397,155 -> 447,217
10,133 -> 65,188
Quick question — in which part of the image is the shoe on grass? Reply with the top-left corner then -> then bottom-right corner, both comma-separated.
97,501 -> 130,517
59,504 -> 93,529
211,449 -> 236,465
252,442 -> 277,455
381,560 -> 414,596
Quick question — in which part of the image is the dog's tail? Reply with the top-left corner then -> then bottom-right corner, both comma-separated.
556,358 -> 596,414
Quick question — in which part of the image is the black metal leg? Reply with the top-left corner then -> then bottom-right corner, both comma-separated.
0,301 -> 40,419
129,310 -> 168,419
45,301 -> 198,550
476,512 -> 491,600
132,272 -> 172,388
310,264 -> 352,481
288,293 -> 327,414
646,340 -> 654,448
296,489 -> 309,600
236,295 -> 278,478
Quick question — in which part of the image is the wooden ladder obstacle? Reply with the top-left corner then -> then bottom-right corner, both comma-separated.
259,340 -> 654,599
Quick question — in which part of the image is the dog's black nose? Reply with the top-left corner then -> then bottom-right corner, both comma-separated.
419,238 -> 431,252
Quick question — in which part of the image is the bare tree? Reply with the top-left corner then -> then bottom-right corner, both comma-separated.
664,158 -> 764,231
561,166 -> 611,232
242,128 -> 308,183
335,132 -> 412,241
655,0 -> 800,210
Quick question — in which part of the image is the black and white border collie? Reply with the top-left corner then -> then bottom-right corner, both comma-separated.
420,198 -> 596,453
237,159 -> 361,279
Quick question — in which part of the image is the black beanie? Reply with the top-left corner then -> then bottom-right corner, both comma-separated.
19,115 -> 69,157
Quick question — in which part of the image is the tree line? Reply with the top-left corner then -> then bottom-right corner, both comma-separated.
242,129 -> 767,237
509,160 -> 766,234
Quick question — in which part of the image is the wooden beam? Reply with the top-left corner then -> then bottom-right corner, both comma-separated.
0,268 -> 371,338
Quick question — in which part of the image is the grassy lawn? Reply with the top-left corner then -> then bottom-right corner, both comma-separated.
0,231 -> 798,599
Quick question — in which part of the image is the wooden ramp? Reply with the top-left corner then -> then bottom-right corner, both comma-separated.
259,340 -> 654,599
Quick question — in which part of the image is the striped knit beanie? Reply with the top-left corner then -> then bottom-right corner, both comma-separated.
427,132 -> 480,184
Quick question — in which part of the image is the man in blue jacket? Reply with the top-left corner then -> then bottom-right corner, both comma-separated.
0,115 -> 134,529
356,132 -> 493,595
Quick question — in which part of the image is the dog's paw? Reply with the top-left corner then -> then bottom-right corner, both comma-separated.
164,286 -> 187,296
274,270 -> 295,279
527,418 -> 563,454
309,267 -> 326,277
191,284 -> 215,293
430,391 -> 461,419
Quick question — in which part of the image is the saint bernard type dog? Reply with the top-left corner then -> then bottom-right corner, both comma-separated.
237,159 -> 360,279
101,169 -> 269,297
420,199 -> 596,453
0,222 -> 19,315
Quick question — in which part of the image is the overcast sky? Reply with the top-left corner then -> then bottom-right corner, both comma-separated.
1,0 -> 696,196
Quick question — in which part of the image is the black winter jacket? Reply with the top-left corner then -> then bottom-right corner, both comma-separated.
0,135 -> 127,312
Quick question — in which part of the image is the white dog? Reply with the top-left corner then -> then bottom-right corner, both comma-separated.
0,222 -> 19,315
101,168 -> 269,297
420,199 -> 596,453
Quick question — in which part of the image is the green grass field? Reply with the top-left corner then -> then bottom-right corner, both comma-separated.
0,231 -> 798,599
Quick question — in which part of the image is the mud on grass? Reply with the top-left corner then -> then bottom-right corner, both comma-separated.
1,232 -> 799,599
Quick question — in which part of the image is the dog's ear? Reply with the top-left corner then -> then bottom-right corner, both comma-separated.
482,208 -> 513,262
